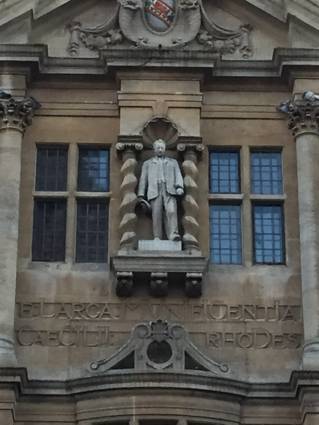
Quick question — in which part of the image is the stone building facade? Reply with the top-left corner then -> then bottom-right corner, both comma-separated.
1,0 -> 319,424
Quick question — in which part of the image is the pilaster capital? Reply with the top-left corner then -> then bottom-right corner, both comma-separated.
115,142 -> 144,153
0,92 -> 41,132
278,91 -> 319,137
116,135 -> 144,157
177,143 -> 204,157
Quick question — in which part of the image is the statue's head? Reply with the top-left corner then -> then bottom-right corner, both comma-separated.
153,139 -> 166,157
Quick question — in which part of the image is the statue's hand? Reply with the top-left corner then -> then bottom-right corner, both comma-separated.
176,188 -> 184,196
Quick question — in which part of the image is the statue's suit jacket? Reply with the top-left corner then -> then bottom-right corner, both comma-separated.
137,156 -> 184,201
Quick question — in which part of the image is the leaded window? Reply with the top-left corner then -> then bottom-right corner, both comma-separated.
76,199 -> 108,262
78,147 -> 109,192
35,145 -> 68,191
251,151 -> 283,195
209,150 -> 240,194
253,204 -> 285,264
32,198 -> 66,261
210,204 -> 242,264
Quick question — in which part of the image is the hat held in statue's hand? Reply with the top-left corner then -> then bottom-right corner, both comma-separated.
135,197 -> 152,216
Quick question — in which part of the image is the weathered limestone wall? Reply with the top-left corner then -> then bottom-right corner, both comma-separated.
14,75 -> 302,384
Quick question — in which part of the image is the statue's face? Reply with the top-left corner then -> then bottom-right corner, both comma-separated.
154,141 -> 166,157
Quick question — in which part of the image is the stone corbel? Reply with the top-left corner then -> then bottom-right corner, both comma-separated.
177,140 -> 204,253
116,138 -> 143,252
0,92 -> 41,132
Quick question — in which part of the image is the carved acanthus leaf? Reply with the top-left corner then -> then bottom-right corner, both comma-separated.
278,92 -> 319,137
0,92 -> 41,132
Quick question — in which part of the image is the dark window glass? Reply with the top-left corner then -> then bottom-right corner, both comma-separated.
251,151 -> 283,194
253,205 -> 285,264
210,204 -> 242,264
32,198 -> 66,261
35,145 -> 68,191
210,150 -> 240,193
76,199 -> 108,262
78,148 -> 109,192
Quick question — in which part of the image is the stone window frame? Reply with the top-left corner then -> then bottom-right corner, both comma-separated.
208,146 -> 286,267
249,147 -> 286,265
208,146 -> 244,265
32,142 -> 111,265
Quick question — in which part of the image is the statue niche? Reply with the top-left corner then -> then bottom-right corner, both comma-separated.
136,116 -> 184,247
113,116 -> 207,298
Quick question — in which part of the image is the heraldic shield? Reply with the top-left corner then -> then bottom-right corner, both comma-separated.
144,0 -> 176,33
118,0 -> 202,49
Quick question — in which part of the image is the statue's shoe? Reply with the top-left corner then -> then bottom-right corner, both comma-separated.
171,232 -> 181,242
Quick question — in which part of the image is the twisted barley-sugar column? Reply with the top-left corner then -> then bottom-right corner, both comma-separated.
0,92 -> 39,365
283,93 -> 319,369
116,142 -> 143,251
177,143 -> 204,252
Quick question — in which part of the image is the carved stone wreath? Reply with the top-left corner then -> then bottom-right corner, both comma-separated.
67,0 -> 253,58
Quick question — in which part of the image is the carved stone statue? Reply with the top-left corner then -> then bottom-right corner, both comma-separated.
137,139 -> 184,241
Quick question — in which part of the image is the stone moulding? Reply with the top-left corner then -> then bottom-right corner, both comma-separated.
112,252 -> 208,297
90,319 -> 229,374
67,0 -> 253,58
1,368 -> 319,403
1,45 -> 319,77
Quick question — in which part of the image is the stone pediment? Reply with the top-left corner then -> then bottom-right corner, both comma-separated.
0,0 -> 318,61
1,0 -> 319,33
89,319 -> 230,375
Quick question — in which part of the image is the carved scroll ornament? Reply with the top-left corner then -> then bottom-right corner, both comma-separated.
90,319 -> 230,374
67,0 -> 253,58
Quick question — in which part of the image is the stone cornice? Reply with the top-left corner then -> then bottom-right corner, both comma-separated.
0,368 -> 319,400
0,92 -> 41,132
1,45 -> 319,80
278,92 -> 319,137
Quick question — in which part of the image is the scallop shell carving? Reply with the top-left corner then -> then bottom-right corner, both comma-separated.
141,116 -> 179,148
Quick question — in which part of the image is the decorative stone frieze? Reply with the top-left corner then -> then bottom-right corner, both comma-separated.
116,139 -> 143,252
177,141 -> 204,253
278,91 -> 319,137
90,319 -> 229,374
0,92 -> 40,132
67,0 -> 253,58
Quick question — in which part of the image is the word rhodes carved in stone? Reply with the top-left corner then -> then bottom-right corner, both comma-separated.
16,300 -> 302,322
67,0 -> 253,57
15,325 -> 302,350
207,329 -> 303,350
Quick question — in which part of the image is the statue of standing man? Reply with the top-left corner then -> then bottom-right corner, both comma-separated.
137,139 -> 184,241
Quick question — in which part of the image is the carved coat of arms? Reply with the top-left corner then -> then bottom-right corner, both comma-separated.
144,0 -> 176,32
68,0 -> 252,58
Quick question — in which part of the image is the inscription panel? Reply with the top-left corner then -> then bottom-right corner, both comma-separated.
15,300 -> 303,350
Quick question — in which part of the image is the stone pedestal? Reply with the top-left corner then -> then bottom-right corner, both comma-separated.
0,89 -> 39,365
112,252 -> 207,298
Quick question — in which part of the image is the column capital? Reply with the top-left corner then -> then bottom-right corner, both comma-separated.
278,91 -> 319,137
177,143 -> 204,155
115,142 -> 144,154
0,92 -> 40,132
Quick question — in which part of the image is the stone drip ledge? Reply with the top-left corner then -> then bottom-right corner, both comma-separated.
0,368 -> 319,399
